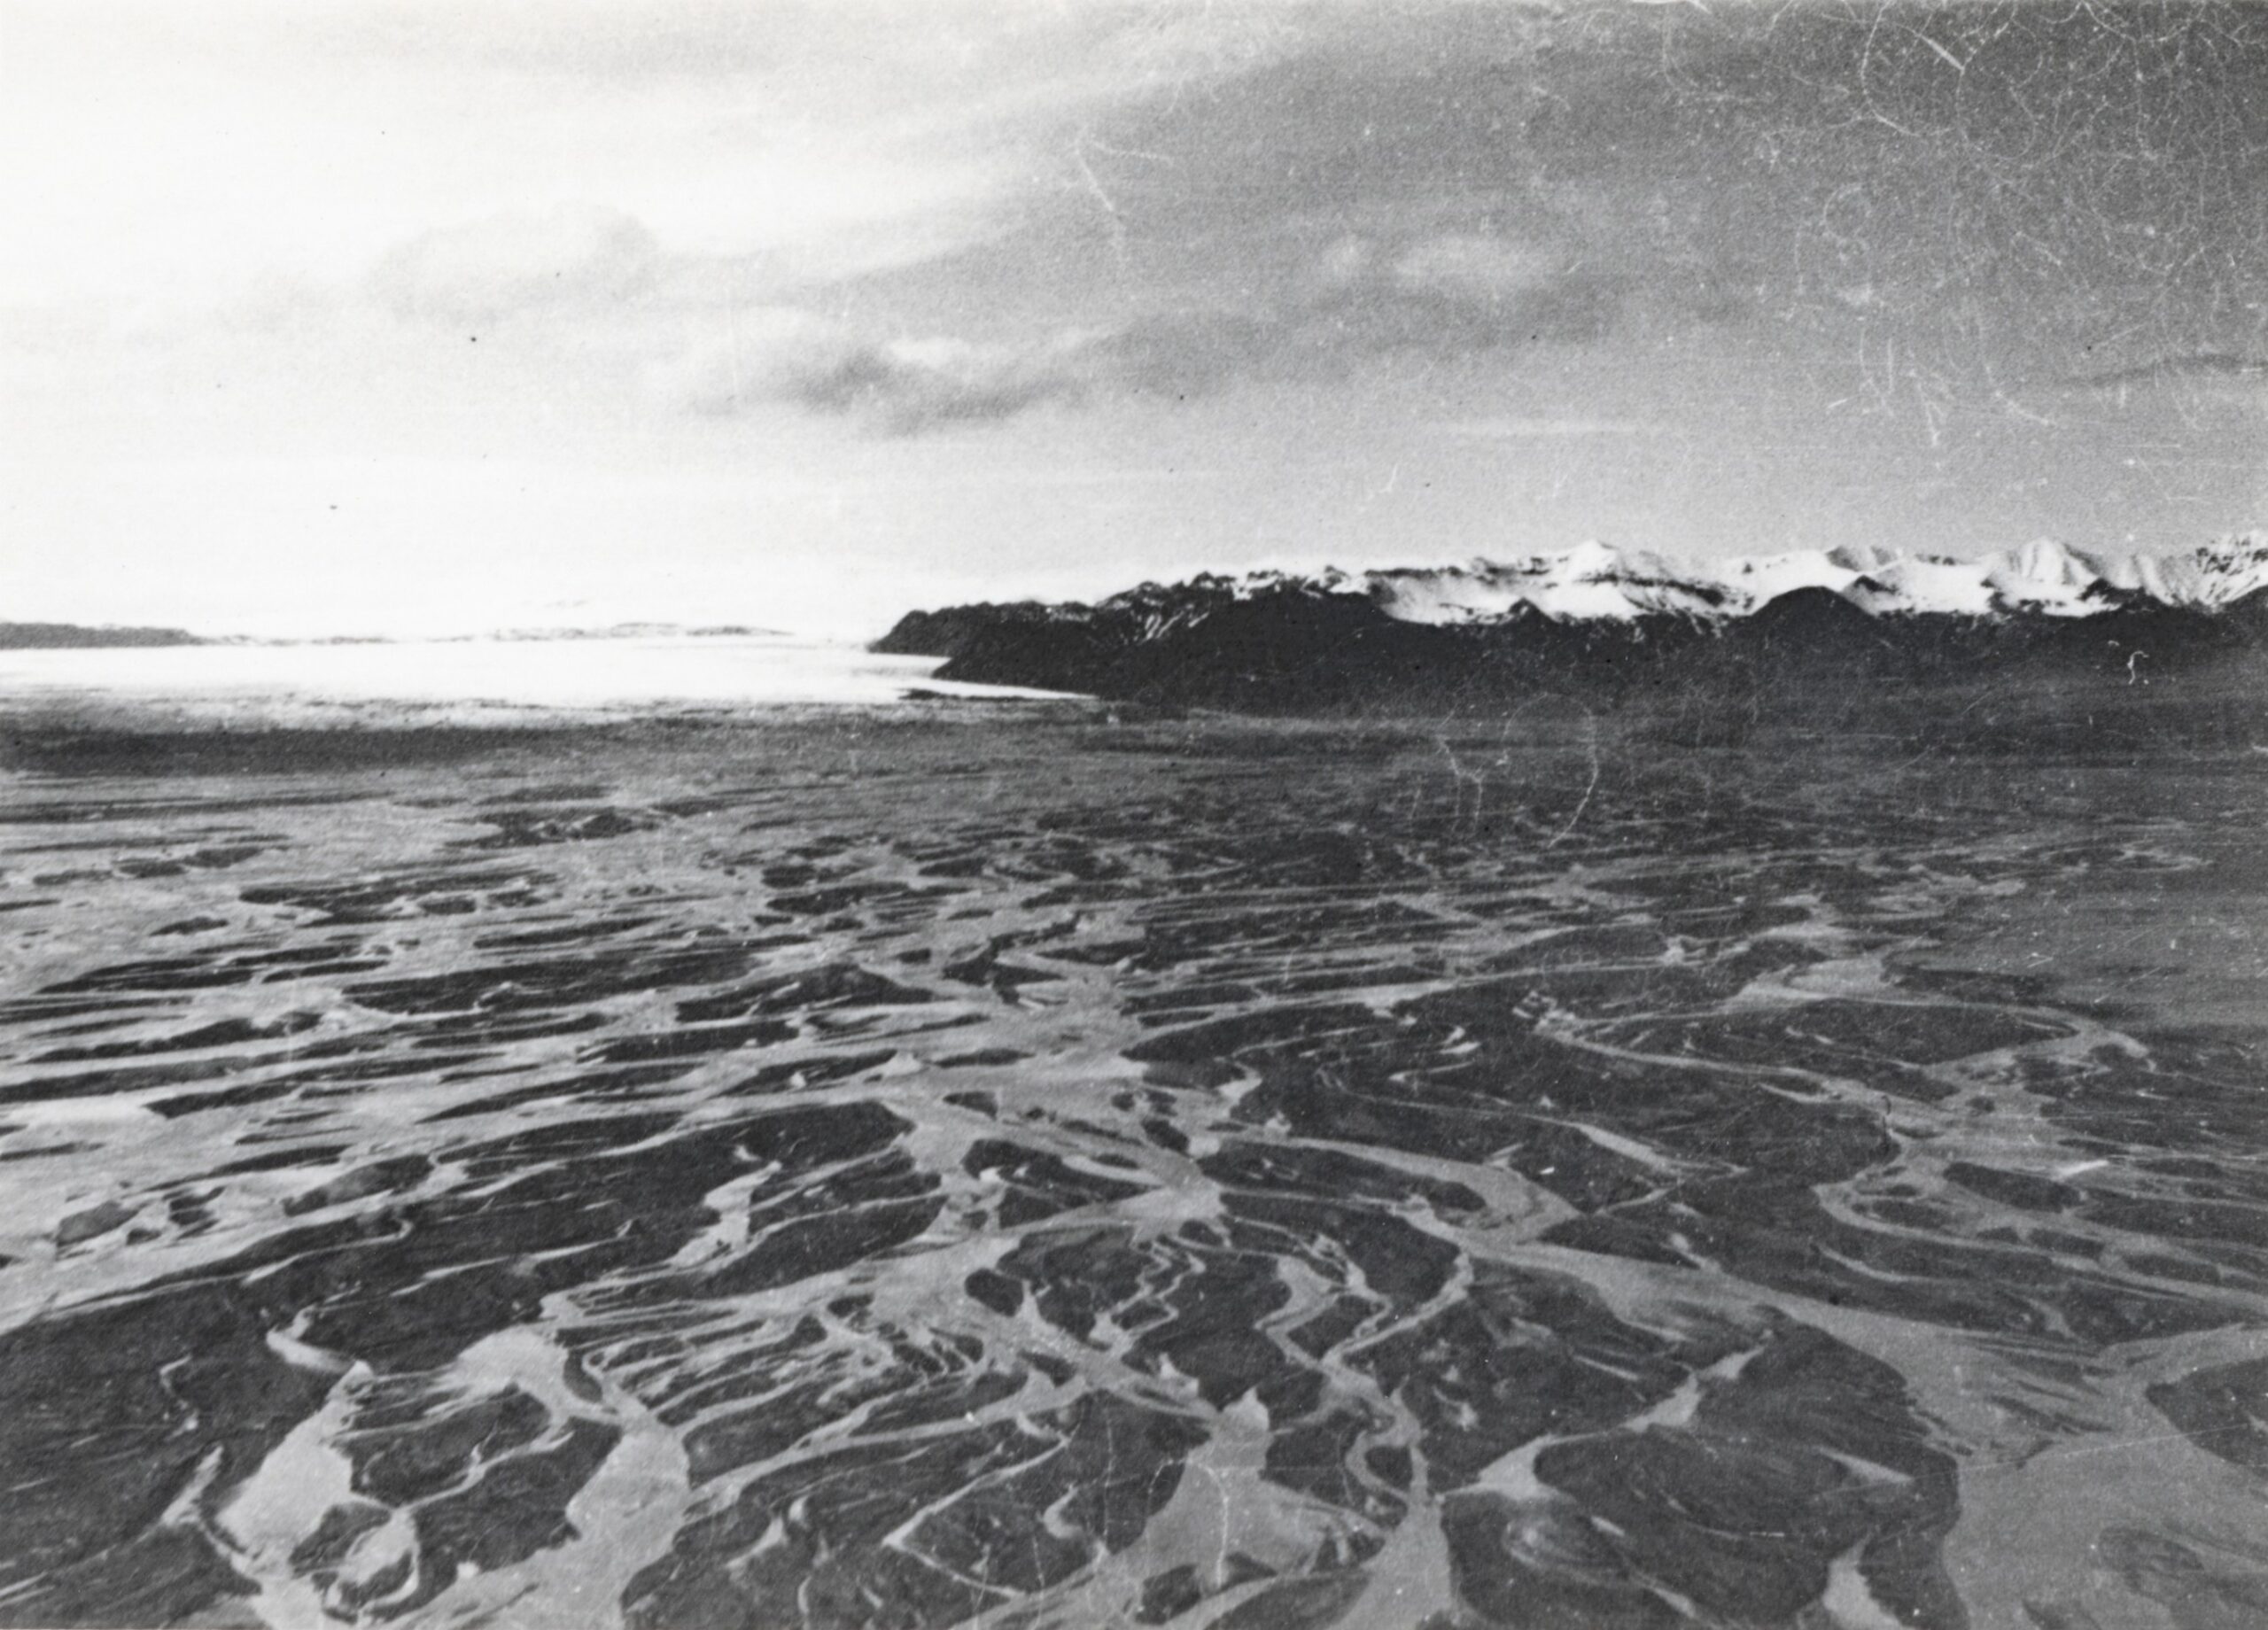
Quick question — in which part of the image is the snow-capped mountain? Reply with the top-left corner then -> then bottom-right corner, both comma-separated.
1360,533 -> 2267,625
2089,535 -> 2268,608
873,532 -> 2268,716
1021,534 -> 2267,633
1369,541 -> 1731,623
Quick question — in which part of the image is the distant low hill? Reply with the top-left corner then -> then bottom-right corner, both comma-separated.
478,623 -> 788,641
0,621 -> 203,649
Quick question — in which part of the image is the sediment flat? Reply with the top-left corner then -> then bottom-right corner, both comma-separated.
0,711 -> 2262,1629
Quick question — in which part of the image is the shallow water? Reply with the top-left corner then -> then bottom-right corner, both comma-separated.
0,636 -> 1068,725
0,717 -> 2262,1630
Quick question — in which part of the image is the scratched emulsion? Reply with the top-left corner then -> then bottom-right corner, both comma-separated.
0,716 -> 2263,1630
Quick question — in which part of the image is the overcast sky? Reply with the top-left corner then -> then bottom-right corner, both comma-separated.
3,0 -> 2262,637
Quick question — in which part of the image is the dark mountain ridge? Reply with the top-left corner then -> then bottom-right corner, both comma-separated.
874,547 -> 2268,736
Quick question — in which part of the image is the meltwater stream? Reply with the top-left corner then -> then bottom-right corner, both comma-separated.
0,716 -> 2262,1630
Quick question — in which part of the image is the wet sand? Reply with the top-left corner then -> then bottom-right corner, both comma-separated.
0,713 -> 2262,1629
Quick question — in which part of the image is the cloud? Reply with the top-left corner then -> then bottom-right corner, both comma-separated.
669,309 -> 1091,434
2053,353 -> 2268,421
1261,231 -> 1628,370
1087,309 -> 1280,400
649,224 -> 1643,435
1073,234 -> 1635,411
1390,233 -> 1567,304
342,190 -> 1651,437
791,338 -> 1089,433
369,206 -> 660,324
664,304 -> 1305,433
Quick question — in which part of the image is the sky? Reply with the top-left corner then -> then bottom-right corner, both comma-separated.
3,0 -> 2263,639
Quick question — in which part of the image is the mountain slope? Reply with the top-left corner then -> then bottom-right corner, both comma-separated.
874,536 -> 2268,726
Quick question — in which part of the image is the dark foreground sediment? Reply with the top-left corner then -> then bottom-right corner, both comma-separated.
0,712 -> 2263,1629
